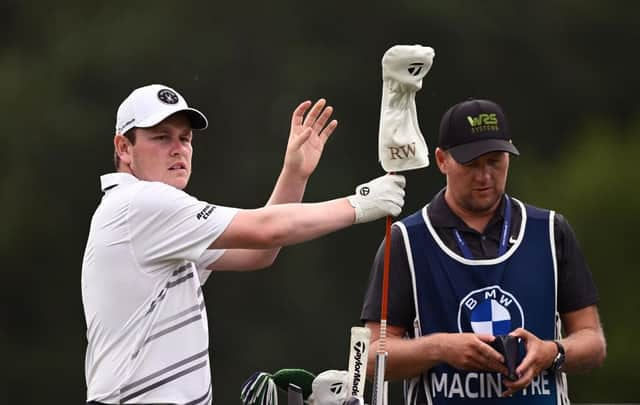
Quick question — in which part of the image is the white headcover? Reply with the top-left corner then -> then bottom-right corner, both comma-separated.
307,370 -> 349,405
378,45 -> 435,172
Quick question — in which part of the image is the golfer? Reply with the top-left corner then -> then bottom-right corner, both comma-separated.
82,84 -> 406,404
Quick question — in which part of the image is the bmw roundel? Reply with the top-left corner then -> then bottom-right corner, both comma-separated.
457,285 -> 524,335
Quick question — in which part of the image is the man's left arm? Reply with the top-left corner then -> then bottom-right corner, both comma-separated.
558,304 -> 606,373
209,99 -> 337,271
502,213 -> 606,396
502,306 -> 606,396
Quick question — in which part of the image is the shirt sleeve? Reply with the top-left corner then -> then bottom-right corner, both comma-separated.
554,213 -> 599,313
360,225 -> 416,329
128,181 -> 238,273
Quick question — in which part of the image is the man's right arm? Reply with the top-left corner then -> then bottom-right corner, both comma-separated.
209,198 -> 355,250
209,174 -> 406,251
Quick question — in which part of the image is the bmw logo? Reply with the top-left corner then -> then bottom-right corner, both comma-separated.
457,285 -> 524,335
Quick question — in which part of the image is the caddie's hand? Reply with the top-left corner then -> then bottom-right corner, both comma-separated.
438,333 -> 509,375
283,99 -> 338,179
501,328 -> 558,397
346,174 -> 406,224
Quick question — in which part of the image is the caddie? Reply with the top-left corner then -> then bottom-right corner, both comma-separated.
362,98 -> 606,404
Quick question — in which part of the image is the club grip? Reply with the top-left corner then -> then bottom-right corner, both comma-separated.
347,327 -> 371,399
371,352 -> 387,405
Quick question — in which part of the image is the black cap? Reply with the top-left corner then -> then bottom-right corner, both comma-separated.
438,99 -> 519,164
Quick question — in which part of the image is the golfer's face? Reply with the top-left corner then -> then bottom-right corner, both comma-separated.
129,113 -> 193,190
446,151 -> 509,213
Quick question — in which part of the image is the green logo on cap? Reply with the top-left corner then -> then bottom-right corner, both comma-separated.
467,113 -> 499,133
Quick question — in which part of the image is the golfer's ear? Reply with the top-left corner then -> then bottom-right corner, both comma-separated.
114,134 -> 132,165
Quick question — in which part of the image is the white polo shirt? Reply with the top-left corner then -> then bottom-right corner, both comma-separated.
81,173 -> 238,404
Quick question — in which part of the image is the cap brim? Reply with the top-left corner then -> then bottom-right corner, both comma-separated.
448,139 -> 519,164
137,107 -> 208,131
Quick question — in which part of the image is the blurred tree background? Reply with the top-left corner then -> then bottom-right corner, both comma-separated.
2,0 -> 639,403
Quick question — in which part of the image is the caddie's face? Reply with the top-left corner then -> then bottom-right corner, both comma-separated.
127,113 -> 193,189
437,149 -> 509,214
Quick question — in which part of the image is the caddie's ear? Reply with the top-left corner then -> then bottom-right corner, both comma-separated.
114,134 -> 133,166
435,147 -> 448,174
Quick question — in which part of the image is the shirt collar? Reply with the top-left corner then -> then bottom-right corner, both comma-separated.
428,187 -> 507,231
100,172 -> 139,193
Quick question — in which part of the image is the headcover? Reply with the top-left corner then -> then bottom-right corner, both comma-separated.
307,370 -> 349,405
240,371 -> 278,405
378,45 -> 435,172
240,368 -> 316,405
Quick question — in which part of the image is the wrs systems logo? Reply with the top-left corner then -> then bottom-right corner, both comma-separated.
457,285 -> 524,335
466,113 -> 499,134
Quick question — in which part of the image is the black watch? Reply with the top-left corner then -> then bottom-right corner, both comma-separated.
548,340 -> 566,372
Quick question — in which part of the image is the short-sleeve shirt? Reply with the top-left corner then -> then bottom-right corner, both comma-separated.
361,189 -> 599,330
81,173 -> 238,404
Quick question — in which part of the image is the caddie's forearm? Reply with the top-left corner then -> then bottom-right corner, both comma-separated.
367,334 -> 445,381
561,328 -> 606,373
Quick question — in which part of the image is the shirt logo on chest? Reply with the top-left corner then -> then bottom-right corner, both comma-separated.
457,285 -> 524,335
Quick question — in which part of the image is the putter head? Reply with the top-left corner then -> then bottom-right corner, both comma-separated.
489,335 -> 520,381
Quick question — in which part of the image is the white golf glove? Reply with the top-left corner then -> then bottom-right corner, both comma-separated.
347,174 -> 406,224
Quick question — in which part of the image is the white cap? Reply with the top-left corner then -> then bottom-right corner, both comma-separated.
115,84 -> 208,134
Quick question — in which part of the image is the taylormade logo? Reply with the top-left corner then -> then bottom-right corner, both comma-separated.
351,341 -> 366,395
407,62 -> 425,76
467,113 -> 499,133
330,382 -> 344,395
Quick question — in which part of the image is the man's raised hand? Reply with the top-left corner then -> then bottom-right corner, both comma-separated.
284,99 -> 338,179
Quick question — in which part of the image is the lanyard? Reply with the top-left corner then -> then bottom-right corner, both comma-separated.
452,194 -> 512,259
